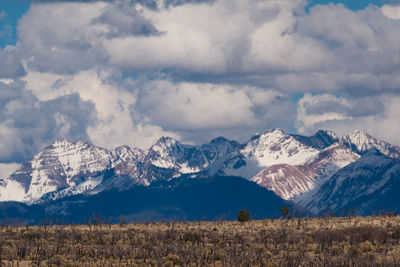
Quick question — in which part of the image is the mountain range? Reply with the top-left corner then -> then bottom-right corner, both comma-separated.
1,128 -> 400,223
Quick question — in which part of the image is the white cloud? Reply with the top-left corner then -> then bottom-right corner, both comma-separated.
295,93 -> 400,145
0,0 -> 400,164
295,93 -> 353,134
381,4 -> 400,20
15,0 -> 400,91
18,2 -> 109,73
23,69 -> 178,150
138,80 -> 256,129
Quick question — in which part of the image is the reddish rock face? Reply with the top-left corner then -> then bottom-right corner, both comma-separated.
252,142 -> 361,201
1,128 -> 399,215
252,164 -> 312,200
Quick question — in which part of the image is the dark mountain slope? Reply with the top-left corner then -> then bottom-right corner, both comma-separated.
0,176 -> 298,224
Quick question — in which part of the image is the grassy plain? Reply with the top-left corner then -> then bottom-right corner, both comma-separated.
1,215 -> 400,266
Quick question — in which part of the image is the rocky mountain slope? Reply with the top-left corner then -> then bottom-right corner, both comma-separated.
0,128 -> 399,217
297,150 -> 400,215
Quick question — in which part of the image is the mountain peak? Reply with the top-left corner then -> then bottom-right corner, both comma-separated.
51,138 -> 74,147
343,130 -> 379,152
114,145 -> 144,161
347,129 -> 370,140
341,130 -> 400,158
49,138 -> 94,151
210,136 -> 229,144
290,130 -> 339,150
315,130 -> 338,140
154,136 -> 179,147
1,127 -> 399,213
265,128 -> 286,135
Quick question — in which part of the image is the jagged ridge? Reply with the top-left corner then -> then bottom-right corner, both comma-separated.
0,128 -> 399,216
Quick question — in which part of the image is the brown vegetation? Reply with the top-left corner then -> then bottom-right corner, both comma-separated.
1,215 -> 400,266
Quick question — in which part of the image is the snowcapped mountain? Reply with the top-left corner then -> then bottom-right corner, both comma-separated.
0,135 -> 243,203
251,142 -> 360,200
251,164 -> 313,200
0,128 -> 399,217
291,130 -> 339,150
216,129 -> 322,179
241,129 -> 320,167
342,130 -> 400,158
298,149 -> 400,215
0,139 -> 113,203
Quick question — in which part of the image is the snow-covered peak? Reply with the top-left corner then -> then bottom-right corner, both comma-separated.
305,142 -> 360,166
264,128 -> 286,137
315,130 -> 339,141
153,136 -> 178,149
113,145 -> 144,162
242,128 -> 320,167
291,130 -> 339,150
0,139 -> 113,203
147,137 -> 208,173
147,137 -> 184,168
51,138 -> 73,147
343,130 -> 371,148
342,130 -> 398,158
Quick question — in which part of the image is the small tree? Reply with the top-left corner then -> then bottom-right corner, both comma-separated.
281,206 -> 289,218
237,210 -> 251,222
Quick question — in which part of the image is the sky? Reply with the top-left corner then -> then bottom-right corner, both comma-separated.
0,0 -> 400,176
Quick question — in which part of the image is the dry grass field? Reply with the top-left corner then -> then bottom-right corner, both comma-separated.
1,215 -> 400,266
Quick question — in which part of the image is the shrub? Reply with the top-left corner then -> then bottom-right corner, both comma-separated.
281,206 -> 289,218
237,210 -> 250,222
182,232 -> 200,243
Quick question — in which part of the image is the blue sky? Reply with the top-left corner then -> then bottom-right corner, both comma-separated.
309,0 -> 389,9
0,0 -> 30,47
0,0 -> 400,172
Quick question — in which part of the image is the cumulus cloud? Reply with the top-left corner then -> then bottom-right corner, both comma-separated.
381,4 -> 400,19
0,80 -> 95,162
136,80 -> 293,134
28,0 -> 214,9
18,1 -> 110,74
1,0 -> 400,169
104,0 -> 315,74
295,93 -> 400,144
23,69 -> 179,150
17,4 -> 400,88
18,0 -> 400,94
93,2 -> 161,37
0,46 -> 26,78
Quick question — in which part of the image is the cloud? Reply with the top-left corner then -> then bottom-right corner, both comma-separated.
0,80 -> 95,162
104,0 -> 313,74
18,1 -> 109,74
22,69 -> 179,150
92,2 -> 162,37
134,79 -> 294,143
0,46 -> 26,78
295,93 -> 400,144
28,0 -> 214,9
381,4 -> 400,19
1,0 -> 400,169
138,81 -> 256,130
17,0 -> 400,94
